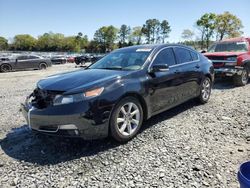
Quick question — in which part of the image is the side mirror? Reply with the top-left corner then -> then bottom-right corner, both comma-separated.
150,64 -> 169,72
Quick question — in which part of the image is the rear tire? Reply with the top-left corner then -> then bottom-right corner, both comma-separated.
197,77 -> 212,104
0,64 -> 12,72
39,63 -> 47,70
233,66 -> 249,86
110,97 -> 143,142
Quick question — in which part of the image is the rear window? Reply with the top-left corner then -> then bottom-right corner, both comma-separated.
174,47 -> 193,64
190,51 -> 199,61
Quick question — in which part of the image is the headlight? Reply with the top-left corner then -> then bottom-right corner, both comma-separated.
53,87 -> 104,106
53,93 -> 84,106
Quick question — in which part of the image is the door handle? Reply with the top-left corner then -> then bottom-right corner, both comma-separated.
195,65 -> 200,69
174,70 -> 180,74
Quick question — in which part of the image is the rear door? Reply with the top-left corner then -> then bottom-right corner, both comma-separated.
27,55 -> 40,68
173,47 -> 202,101
148,47 -> 183,113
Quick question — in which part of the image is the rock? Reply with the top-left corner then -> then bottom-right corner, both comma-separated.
238,148 -> 244,152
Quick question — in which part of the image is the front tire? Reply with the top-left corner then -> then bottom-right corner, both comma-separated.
0,64 -> 12,72
233,66 -> 249,86
198,77 -> 212,104
110,97 -> 143,142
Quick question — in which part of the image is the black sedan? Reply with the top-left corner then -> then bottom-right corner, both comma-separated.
50,56 -> 67,64
21,44 -> 214,142
0,55 -> 52,72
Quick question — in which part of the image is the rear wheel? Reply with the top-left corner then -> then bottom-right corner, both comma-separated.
0,64 -> 12,72
110,97 -> 143,142
233,66 -> 249,86
197,77 -> 212,104
39,63 -> 47,70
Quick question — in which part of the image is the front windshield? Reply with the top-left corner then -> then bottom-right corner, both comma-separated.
89,49 -> 151,70
208,42 -> 248,52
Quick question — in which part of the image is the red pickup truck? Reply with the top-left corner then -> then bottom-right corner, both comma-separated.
204,37 -> 250,86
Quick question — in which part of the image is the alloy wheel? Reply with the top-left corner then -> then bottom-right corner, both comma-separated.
241,69 -> 248,84
116,102 -> 140,136
201,78 -> 211,101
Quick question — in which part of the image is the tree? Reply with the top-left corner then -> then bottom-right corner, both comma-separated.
181,29 -> 195,41
118,24 -> 131,47
142,19 -> 171,44
94,25 -> 118,53
196,13 -> 217,49
160,20 -> 171,43
12,34 -> 37,51
0,36 -> 8,50
36,32 -> 64,51
215,11 -> 243,40
131,26 -> 143,45
142,19 -> 161,44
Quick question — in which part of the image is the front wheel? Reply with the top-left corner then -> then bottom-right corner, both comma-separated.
0,64 -> 12,72
110,97 -> 143,142
197,77 -> 212,104
233,67 -> 249,86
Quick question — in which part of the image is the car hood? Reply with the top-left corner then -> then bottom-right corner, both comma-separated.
204,52 -> 246,57
37,69 -> 129,93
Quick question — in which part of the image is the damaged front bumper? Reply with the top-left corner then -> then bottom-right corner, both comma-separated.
20,98 -> 110,140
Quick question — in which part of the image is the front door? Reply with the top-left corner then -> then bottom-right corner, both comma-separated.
148,47 -> 183,114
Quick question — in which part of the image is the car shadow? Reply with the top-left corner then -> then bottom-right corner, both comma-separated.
0,99 -> 199,166
212,77 -> 249,90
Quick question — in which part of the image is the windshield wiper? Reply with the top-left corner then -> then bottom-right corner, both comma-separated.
99,67 -> 123,70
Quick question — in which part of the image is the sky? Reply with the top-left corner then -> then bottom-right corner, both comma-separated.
0,0 -> 249,43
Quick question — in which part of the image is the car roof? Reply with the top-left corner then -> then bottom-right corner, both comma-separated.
114,44 -> 195,53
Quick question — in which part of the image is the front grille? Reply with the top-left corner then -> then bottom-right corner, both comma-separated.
31,88 -> 63,109
206,56 -> 226,60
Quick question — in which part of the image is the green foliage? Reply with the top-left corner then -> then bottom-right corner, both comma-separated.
118,24 -> 131,47
196,13 -> 217,49
2,13 -> 244,53
142,19 -> 171,44
160,20 -> 171,43
131,26 -> 143,45
0,36 -> 8,50
12,34 -> 37,51
94,25 -> 118,53
215,11 -> 243,40
181,29 -> 195,41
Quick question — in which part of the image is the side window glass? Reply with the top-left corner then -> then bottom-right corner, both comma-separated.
190,51 -> 199,61
17,56 -> 27,60
29,56 -> 39,59
153,48 -> 176,66
174,48 -> 192,64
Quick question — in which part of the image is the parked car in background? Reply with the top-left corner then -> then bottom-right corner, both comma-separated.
21,44 -> 214,142
75,54 -> 105,66
204,37 -> 250,86
67,56 -> 75,63
51,55 -> 67,64
0,57 -> 10,62
0,55 -> 52,72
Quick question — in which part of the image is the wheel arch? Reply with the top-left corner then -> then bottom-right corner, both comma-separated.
242,60 -> 250,70
116,92 -> 148,121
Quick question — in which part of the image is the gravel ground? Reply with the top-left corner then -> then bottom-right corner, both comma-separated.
0,64 -> 249,188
